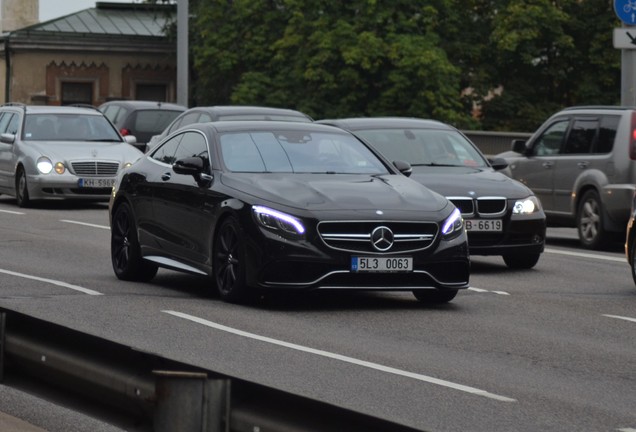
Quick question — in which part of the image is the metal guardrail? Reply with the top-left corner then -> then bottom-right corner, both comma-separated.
0,310 -> 424,432
462,130 -> 532,156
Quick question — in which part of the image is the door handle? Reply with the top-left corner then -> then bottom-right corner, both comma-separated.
542,161 -> 553,168
161,172 -> 171,181
577,162 -> 589,169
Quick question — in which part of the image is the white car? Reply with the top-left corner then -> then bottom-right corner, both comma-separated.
0,104 -> 143,207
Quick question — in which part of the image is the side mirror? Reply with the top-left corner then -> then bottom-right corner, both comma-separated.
0,133 -> 16,144
488,157 -> 509,171
511,139 -> 527,154
173,156 -> 204,176
173,156 -> 213,186
393,160 -> 412,177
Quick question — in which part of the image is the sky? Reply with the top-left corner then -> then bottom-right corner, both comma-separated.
39,0 -> 137,22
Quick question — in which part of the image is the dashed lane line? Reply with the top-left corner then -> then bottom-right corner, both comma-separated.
162,309 -> 517,403
60,220 -> 110,230
0,268 -> 102,295
545,247 -> 624,262
603,314 -> 636,324
469,287 -> 510,295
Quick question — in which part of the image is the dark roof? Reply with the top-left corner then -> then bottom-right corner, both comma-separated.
6,2 -> 175,38
317,117 -> 453,131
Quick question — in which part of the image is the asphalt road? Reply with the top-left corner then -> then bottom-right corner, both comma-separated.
0,196 -> 634,432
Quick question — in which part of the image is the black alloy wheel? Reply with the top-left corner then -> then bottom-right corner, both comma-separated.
412,289 -> 458,304
214,216 -> 251,303
111,202 -> 157,281
15,167 -> 30,208
576,189 -> 607,250
502,253 -> 541,269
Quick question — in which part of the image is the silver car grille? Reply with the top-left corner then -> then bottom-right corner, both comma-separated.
447,196 -> 507,217
317,221 -> 438,254
71,161 -> 119,176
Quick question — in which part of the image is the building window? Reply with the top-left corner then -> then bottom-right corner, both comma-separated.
136,84 -> 167,102
61,82 -> 93,105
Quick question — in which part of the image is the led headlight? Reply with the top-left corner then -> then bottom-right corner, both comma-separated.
252,205 -> 305,236
441,208 -> 463,239
513,196 -> 541,214
36,157 -> 53,174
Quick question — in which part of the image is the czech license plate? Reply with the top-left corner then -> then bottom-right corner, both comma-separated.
465,219 -> 502,232
351,256 -> 413,272
78,178 -> 115,188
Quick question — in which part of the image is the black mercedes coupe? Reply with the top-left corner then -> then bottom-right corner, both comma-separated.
319,117 -> 546,269
109,121 -> 469,303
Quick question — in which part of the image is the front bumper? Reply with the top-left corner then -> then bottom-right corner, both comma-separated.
27,173 -> 114,201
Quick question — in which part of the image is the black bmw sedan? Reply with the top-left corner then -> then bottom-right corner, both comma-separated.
318,117 -> 546,269
109,121 -> 469,303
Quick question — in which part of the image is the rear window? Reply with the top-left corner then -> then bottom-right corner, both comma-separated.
134,110 -> 183,134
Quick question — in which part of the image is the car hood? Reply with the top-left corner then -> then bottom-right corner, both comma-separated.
408,166 -> 533,199
27,141 -> 143,163
221,173 -> 449,213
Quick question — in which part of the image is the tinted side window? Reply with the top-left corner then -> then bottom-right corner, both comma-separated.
173,132 -> 209,170
151,134 -> 184,165
563,118 -> 597,154
176,112 -> 201,129
532,119 -> 568,156
595,115 -> 619,154
0,113 -> 16,134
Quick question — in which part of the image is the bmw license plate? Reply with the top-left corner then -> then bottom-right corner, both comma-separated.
464,219 -> 502,232
351,256 -> 413,272
78,178 -> 115,188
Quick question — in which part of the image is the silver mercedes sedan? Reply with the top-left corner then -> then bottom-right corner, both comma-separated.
0,104 -> 143,207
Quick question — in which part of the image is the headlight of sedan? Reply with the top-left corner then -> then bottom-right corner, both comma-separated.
441,208 -> 463,240
252,205 -> 306,237
36,157 -> 53,174
512,196 -> 541,214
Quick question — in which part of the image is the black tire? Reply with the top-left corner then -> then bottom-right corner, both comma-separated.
15,167 -> 30,208
502,253 -> 540,269
214,216 -> 252,303
412,289 -> 458,304
111,202 -> 157,281
576,190 -> 607,250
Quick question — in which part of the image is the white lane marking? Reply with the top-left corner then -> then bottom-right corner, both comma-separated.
545,247 -> 624,262
603,314 -> 636,324
60,219 -> 110,230
468,287 -> 510,295
0,268 -> 102,295
163,310 -> 516,403
618,428 -> 636,431
0,209 -> 25,215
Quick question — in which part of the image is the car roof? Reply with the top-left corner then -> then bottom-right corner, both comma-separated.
15,105 -> 106,116
317,117 -> 454,131
187,120 -> 349,134
99,100 -> 186,111
559,105 -> 636,112
185,105 -> 313,120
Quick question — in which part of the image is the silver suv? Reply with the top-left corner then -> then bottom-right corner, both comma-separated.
498,106 -> 636,249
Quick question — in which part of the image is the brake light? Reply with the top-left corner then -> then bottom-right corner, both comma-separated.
120,128 -> 130,136
630,112 -> 636,160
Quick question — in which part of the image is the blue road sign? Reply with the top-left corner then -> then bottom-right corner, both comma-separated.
616,0 -> 636,25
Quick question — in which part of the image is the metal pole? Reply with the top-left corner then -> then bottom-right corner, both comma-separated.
177,0 -> 189,106
621,49 -> 636,106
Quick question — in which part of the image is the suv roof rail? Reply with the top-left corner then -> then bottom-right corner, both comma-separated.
1,102 -> 26,109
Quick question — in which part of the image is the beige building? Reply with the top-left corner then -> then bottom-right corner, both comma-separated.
0,0 -> 177,106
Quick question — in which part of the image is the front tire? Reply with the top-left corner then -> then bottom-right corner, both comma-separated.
111,202 -> 157,281
214,216 -> 252,303
15,167 -> 30,208
502,253 -> 540,269
412,289 -> 458,304
576,190 -> 606,250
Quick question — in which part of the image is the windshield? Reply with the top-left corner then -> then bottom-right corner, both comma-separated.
24,114 -> 122,142
355,128 -> 488,168
220,131 -> 389,174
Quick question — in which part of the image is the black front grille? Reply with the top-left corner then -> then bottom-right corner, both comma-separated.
448,196 -> 506,217
71,161 -> 119,176
318,221 -> 438,253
